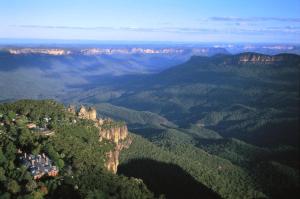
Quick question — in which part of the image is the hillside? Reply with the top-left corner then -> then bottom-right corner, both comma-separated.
97,53 -> 299,142
0,100 -> 156,199
0,52 -> 299,199
71,52 -> 300,198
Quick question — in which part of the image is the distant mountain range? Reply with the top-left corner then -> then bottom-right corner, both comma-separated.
0,46 -> 228,100
1,46 -> 228,56
1,43 -> 299,56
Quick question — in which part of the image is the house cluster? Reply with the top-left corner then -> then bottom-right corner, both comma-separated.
19,152 -> 59,180
0,112 -> 54,137
26,116 -> 55,136
27,123 -> 55,136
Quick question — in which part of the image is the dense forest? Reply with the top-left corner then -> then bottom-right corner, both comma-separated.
83,53 -> 299,199
0,100 -> 155,199
0,53 -> 299,199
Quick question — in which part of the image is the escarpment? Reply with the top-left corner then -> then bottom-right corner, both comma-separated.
98,120 -> 131,173
237,54 -> 284,64
99,123 -> 128,144
217,53 -> 300,65
67,105 -> 131,173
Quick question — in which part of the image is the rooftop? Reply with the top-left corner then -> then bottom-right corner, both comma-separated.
20,153 -> 58,179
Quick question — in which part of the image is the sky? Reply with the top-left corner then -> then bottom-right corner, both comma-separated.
0,0 -> 300,43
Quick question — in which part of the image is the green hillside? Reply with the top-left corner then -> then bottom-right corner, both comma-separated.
1,52 -> 299,199
0,100 -> 155,199
86,53 -> 299,199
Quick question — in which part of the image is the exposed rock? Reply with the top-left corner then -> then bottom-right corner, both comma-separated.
105,137 -> 132,173
67,104 -> 131,173
105,150 -> 119,173
8,48 -> 71,55
77,105 -> 97,121
99,120 -> 130,173
238,54 -> 283,64
218,53 -> 300,65
67,105 -> 76,115
99,122 -> 128,144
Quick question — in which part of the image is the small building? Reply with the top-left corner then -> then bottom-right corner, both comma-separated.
44,117 -> 51,123
29,125 -> 55,136
19,153 -> 59,180
26,123 -> 37,129
33,128 -> 55,136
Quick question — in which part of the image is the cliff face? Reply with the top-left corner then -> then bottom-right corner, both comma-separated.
77,106 -> 97,121
68,105 -> 130,173
67,105 -> 76,115
237,54 -> 283,64
217,53 -> 300,65
104,136 -> 132,173
99,121 -> 130,173
105,150 -> 119,173
99,125 -> 128,144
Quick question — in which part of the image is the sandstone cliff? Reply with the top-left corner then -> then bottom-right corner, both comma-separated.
67,105 -> 130,173
237,53 -> 283,64
99,122 -> 128,144
98,120 -> 130,173
220,53 -> 300,65
77,105 -> 97,121
105,136 -> 132,173
67,105 -> 76,115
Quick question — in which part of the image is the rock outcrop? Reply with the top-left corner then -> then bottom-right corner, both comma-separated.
237,54 -> 284,64
105,137 -> 132,173
77,106 -> 97,121
67,105 -> 130,173
99,123 -> 128,144
67,105 -> 76,115
98,120 -> 130,173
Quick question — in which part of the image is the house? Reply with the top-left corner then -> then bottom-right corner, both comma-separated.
19,153 -> 59,180
44,117 -> 51,123
32,127 -> 55,136
28,124 -> 55,136
26,123 -> 37,129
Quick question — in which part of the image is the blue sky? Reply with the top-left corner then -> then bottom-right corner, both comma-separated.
0,0 -> 300,43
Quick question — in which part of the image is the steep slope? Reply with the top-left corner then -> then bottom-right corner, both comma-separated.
101,53 -> 298,129
0,100 -> 155,198
75,53 -> 300,198
119,133 -> 265,199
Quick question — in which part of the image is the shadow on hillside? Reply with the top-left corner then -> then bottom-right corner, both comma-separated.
118,158 -> 220,199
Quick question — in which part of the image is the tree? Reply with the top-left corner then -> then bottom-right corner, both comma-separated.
7,179 -> 21,194
18,128 -> 33,147
0,148 -> 6,165
4,143 -> 16,162
0,167 -> 6,182
25,180 -> 37,192
0,192 -> 11,199
7,111 -> 16,121
15,115 -> 28,126
57,159 -> 65,169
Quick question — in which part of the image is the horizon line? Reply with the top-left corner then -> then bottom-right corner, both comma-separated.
0,38 -> 300,45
